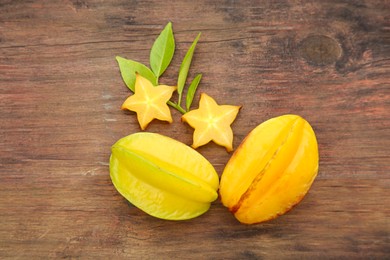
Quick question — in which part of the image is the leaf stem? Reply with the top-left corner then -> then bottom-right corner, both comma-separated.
178,91 -> 182,108
168,100 -> 186,114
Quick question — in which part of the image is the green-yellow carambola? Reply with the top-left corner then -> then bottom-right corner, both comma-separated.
110,132 -> 219,220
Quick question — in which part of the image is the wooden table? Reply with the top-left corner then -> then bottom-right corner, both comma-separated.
1,0 -> 389,258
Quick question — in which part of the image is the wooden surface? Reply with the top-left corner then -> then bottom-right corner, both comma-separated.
1,0 -> 389,258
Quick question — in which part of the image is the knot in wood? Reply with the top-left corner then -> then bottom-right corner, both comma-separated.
299,35 -> 342,66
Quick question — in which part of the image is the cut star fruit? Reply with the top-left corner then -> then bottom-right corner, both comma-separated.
182,93 -> 241,152
110,132 -> 219,220
121,74 -> 176,130
219,114 -> 319,224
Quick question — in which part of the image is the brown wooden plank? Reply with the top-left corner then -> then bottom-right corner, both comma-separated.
1,0 -> 389,258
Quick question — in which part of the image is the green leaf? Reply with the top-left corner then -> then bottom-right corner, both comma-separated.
177,33 -> 201,106
186,74 -> 202,112
150,22 -> 175,78
116,56 -> 157,92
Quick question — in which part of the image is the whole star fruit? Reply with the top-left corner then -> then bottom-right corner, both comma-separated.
121,74 -> 176,130
219,114 -> 319,224
110,132 -> 219,220
181,93 -> 241,152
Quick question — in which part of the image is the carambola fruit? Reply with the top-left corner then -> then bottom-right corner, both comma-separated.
110,132 -> 219,220
219,114 -> 319,224
181,93 -> 241,151
121,74 -> 176,130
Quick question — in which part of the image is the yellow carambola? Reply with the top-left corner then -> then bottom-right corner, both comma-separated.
110,132 -> 219,220
219,114 -> 319,224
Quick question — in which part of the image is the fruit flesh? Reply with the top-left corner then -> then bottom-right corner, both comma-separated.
110,132 -> 219,220
220,115 -> 319,224
121,74 -> 176,130
181,93 -> 241,151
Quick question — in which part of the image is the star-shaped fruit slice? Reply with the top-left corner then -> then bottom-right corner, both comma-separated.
121,74 -> 176,130
182,93 -> 241,152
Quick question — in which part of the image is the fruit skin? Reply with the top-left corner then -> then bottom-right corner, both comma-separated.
110,132 -> 219,220
219,114 -> 319,224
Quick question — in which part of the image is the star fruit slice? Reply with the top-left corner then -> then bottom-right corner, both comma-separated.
110,132 -> 219,220
121,74 -> 176,130
182,93 -> 241,152
220,114 -> 319,224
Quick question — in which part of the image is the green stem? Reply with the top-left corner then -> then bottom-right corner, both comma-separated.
177,93 -> 182,107
168,100 -> 186,114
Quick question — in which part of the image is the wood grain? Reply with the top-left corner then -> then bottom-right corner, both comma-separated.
1,0 -> 389,258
